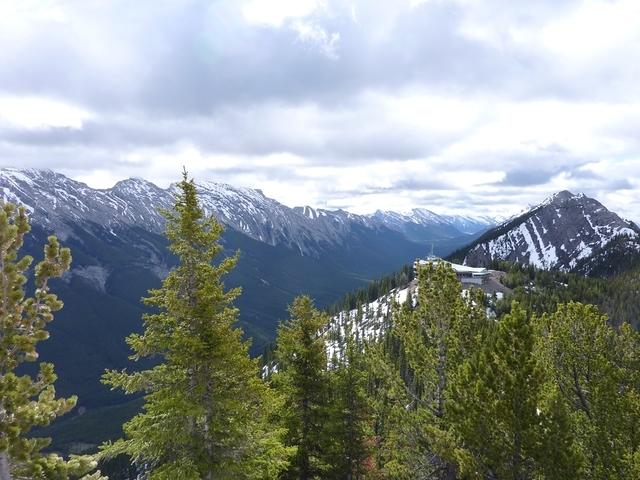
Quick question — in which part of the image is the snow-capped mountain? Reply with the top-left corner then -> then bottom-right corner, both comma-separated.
438,214 -> 502,235
0,168 -> 357,255
368,208 -> 495,243
451,190 -> 640,272
0,168 -> 495,256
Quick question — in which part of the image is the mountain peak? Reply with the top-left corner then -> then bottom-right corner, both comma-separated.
113,177 -> 150,186
0,168 -> 495,255
1,167 -> 65,185
451,190 -> 638,272
543,190 -> 583,205
111,177 -> 161,192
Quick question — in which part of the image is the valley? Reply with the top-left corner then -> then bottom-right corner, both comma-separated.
3,167 -> 640,465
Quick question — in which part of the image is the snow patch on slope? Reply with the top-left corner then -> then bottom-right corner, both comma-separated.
464,191 -> 639,272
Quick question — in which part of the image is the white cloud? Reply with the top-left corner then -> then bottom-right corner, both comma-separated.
242,0 -> 322,27
0,96 -> 91,129
540,0 -> 640,61
0,0 -> 68,27
242,0 -> 341,58
291,20 -> 341,58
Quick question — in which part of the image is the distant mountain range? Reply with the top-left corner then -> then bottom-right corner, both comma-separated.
0,168 -> 495,256
0,167 -> 494,409
370,208 -> 498,243
449,190 -> 640,275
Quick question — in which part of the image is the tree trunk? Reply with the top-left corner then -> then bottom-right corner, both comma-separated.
301,397 -> 310,480
0,451 -> 11,480
202,359 -> 215,480
203,386 -> 214,480
572,366 -> 592,419
512,429 -> 521,480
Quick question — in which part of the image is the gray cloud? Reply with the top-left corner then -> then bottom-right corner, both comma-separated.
500,168 -> 559,187
605,178 -> 634,191
0,0 -> 638,220
0,1 -> 598,114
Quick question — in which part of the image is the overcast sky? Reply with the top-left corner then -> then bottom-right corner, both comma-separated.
0,0 -> 639,220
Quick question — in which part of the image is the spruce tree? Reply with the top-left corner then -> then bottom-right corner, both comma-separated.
101,172 -> 291,479
387,263 -> 487,477
273,296 -> 330,480
328,321 -> 375,479
449,301 -> 578,479
365,328 -> 414,479
537,302 -> 640,479
486,302 -> 542,479
0,203 -> 103,480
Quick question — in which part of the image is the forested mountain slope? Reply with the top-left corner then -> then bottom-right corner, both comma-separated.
1,168 -> 491,410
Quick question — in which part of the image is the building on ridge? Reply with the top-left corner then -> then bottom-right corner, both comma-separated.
413,256 -> 491,286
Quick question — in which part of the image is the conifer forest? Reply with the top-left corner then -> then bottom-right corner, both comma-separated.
3,172 -> 640,480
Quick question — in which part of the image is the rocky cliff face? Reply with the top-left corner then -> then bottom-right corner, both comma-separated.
454,191 -> 639,272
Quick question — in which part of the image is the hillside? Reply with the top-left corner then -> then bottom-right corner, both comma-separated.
326,258 -> 640,346
449,190 -> 639,275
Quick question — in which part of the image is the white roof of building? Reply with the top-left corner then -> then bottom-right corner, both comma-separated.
415,258 -> 489,276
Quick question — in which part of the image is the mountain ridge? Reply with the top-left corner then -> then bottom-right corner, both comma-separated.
449,190 -> 639,274
0,168 -> 497,256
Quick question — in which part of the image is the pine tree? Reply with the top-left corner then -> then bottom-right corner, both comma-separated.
363,327 -> 414,480
396,263 -> 488,421
328,321 -> 375,479
537,302 -> 640,479
101,172 -> 291,479
617,323 -> 640,478
487,302 -> 542,479
273,296 -> 330,480
449,301 -> 578,479
535,385 -> 582,480
387,263 -> 488,477
0,203 -> 103,480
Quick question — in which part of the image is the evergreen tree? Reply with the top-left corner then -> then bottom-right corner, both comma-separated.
102,172 -> 291,479
328,321 -> 375,479
537,302 -> 640,479
273,296 -> 330,480
409,264 -> 485,475
0,203 -> 103,480
535,385 -> 582,480
364,328 -> 414,480
617,323 -> 640,477
449,302 -> 578,479
369,262 -> 490,478
485,302 -> 542,479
